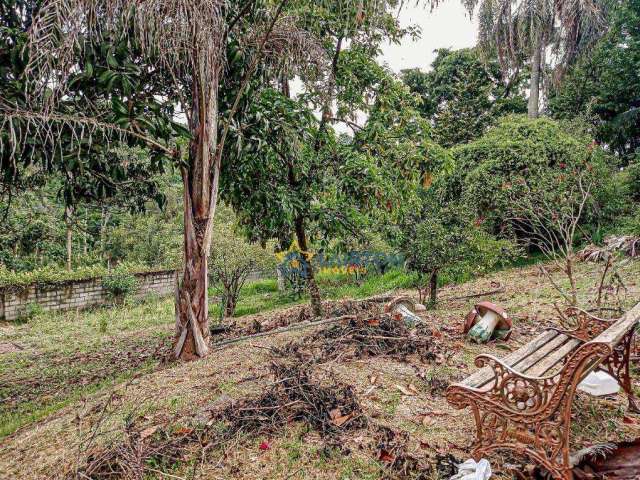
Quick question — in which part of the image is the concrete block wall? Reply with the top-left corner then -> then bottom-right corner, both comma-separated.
0,269 -> 176,321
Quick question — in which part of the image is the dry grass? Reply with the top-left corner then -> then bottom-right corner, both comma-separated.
1,260 -> 640,479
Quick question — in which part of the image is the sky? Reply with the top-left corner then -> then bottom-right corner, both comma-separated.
378,2 -> 479,73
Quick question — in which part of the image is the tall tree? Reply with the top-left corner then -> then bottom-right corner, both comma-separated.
402,48 -> 526,147
0,0 -> 325,360
462,0 -> 609,118
549,0 -> 640,161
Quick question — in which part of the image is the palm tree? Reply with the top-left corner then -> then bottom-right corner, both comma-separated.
464,0 -> 609,117
0,0 -> 324,360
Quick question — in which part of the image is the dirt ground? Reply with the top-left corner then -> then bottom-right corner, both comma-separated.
1,260 -> 639,480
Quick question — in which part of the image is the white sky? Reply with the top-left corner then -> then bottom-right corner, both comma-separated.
378,2 -> 479,73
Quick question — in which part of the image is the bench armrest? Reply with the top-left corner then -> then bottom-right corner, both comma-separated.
588,301 -> 640,348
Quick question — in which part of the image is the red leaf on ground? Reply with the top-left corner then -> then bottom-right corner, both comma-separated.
259,441 -> 270,450
378,449 -> 395,463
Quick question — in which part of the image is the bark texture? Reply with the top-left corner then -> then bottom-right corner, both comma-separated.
429,270 -> 438,305
294,216 -> 323,318
528,37 -> 542,119
173,70 -> 219,361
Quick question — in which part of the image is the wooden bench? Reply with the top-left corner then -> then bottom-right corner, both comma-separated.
446,302 -> 640,480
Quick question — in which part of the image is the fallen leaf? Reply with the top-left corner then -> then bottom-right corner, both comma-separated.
367,318 -> 381,326
329,408 -> 342,420
623,416 -> 638,425
259,440 -> 270,450
331,413 -> 353,427
363,385 -> 376,396
175,427 -> 194,435
421,415 -> 435,426
407,383 -> 419,395
369,374 -> 379,385
396,384 -> 415,396
378,449 -> 395,463
139,425 -> 159,440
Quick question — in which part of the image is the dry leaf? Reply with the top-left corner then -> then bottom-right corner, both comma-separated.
623,416 -> 638,425
331,413 -> 353,427
139,425 -> 159,440
421,415 -> 435,426
407,383 -> 419,394
396,384 -> 415,396
378,449 -> 395,463
369,374 -> 379,385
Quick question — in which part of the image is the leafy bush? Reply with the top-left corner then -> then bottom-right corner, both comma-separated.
209,206 -> 277,319
448,115 -> 618,235
391,188 -> 518,305
0,262 -> 157,290
101,269 -> 139,300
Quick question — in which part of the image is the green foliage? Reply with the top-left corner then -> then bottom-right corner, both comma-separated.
549,0 -> 640,161
209,206 -> 277,318
102,269 -> 138,299
401,48 -> 526,147
0,4 -> 180,208
0,262 -> 155,290
390,187 -> 517,302
448,115 -> 617,235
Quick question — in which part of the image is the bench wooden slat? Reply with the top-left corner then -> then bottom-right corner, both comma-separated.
591,302 -> 640,347
461,330 -> 558,388
513,333 -> 573,374
525,338 -> 582,377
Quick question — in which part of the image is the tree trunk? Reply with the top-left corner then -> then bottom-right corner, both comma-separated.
429,270 -> 438,305
294,216 -> 323,317
528,36 -> 542,119
65,205 -> 73,271
173,68 -> 220,361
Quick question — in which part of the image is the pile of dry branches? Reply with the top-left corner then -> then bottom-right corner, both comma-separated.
74,355 -> 365,479
579,235 -> 640,262
280,313 -> 436,363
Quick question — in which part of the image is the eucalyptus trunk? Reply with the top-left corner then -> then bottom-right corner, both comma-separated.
528,36 -> 542,119
173,70 -> 220,361
294,216 -> 323,317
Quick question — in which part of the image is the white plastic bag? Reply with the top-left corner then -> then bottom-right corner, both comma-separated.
577,371 -> 620,396
449,458 -> 492,480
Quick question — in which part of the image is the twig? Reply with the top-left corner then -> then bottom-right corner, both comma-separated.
440,284 -> 505,302
210,315 -> 356,351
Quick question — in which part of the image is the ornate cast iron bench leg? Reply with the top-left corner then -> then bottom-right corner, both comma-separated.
447,343 -> 612,480
602,328 -> 640,414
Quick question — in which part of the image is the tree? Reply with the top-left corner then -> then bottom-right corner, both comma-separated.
209,206 -> 277,319
392,187 -> 513,305
0,0 -> 325,360
463,0 -> 610,118
448,115 -> 615,236
548,0 -> 640,161
508,166 -> 597,306
402,48 -> 526,147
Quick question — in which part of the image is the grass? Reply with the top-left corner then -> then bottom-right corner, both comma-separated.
0,295 -> 174,438
208,268 -> 418,321
2,258 -> 640,479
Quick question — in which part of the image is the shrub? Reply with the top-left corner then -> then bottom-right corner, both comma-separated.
448,115 -> 618,236
102,269 -> 138,301
209,207 -> 277,319
391,188 -> 518,305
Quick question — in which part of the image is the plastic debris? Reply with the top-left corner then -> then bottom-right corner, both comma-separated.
577,370 -> 620,396
450,459 -> 492,480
